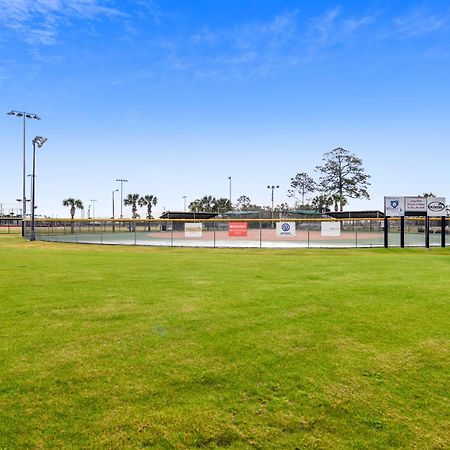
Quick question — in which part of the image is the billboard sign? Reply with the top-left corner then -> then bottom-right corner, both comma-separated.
384,196 -> 405,217
405,197 -> 427,213
426,197 -> 447,217
185,222 -> 202,238
276,221 -> 296,237
228,222 -> 248,237
321,221 -> 341,237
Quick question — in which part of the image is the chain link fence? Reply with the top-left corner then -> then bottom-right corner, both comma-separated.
21,217 -> 448,248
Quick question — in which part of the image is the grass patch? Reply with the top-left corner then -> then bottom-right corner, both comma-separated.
0,235 -> 449,448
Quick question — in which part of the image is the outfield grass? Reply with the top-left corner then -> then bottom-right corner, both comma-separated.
0,235 -> 449,449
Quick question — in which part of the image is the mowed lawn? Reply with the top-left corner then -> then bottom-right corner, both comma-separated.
0,236 -> 449,449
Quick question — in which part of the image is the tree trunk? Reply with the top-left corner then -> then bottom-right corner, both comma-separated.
70,211 -> 75,233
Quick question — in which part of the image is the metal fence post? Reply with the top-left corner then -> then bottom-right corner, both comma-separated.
259,220 -> 262,248
400,217 -> 405,248
384,216 -> 389,248
441,217 -> 446,248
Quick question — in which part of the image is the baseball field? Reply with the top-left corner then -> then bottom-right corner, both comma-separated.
0,235 -> 449,449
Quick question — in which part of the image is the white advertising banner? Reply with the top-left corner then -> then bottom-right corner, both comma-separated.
384,197 -> 405,217
184,222 -> 203,238
321,221 -> 341,237
426,197 -> 447,217
276,221 -> 296,237
405,197 -> 427,213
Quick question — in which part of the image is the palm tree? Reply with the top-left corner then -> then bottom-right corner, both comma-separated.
213,197 -> 231,213
62,198 -> 84,233
330,193 -> 347,212
311,195 -> 333,214
139,195 -> 158,230
138,195 -> 158,219
189,199 -> 203,212
124,193 -> 140,219
62,198 -> 84,219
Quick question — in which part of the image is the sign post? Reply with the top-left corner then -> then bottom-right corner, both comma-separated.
441,217 -> 446,248
384,197 -> 405,248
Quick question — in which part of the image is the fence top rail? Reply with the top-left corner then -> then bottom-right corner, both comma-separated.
21,217 -> 444,224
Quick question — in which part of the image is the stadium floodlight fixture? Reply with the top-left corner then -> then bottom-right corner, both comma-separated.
29,136 -> 47,241
267,185 -> 280,210
33,136 -> 47,148
116,178 -> 128,218
7,110 -> 41,235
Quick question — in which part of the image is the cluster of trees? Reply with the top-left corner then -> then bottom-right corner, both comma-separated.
62,194 -> 158,219
287,147 -> 370,212
187,148 -> 370,214
230,147 -> 371,214
188,196 -> 231,213
61,147 -> 370,218
124,194 -> 158,219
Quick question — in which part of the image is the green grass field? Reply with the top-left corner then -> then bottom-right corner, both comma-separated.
1,235 -> 449,449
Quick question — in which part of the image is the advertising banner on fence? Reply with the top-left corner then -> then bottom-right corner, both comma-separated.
228,222 -> 248,237
426,197 -> 447,217
384,197 -> 405,217
321,221 -> 341,237
185,222 -> 202,238
405,197 -> 427,213
276,221 -> 296,237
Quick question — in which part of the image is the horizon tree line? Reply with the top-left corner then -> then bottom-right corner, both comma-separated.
63,147 -> 426,218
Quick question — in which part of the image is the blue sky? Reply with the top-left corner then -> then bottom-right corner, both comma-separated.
1,0 -> 449,217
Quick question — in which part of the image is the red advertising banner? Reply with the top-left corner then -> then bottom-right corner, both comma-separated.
228,222 -> 248,237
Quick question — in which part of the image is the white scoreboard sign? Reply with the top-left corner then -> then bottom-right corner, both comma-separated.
426,198 -> 447,217
405,197 -> 426,213
385,196 -> 447,217
385,197 -> 404,217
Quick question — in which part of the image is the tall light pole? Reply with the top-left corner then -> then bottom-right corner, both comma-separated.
27,174 -> 33,203
182,195 -> 187,212
116,178 -> 128,218
90,199 -> 97,220
112,189 -> 119,219
228,176 -> 232,207
267,185 -> 280,210
7,110 -> 41,236
30,136 -> 47,241
267,185 -> 279,227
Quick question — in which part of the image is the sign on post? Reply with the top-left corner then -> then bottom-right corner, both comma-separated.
405,197 -> 427,214
426,197 -> 447,217
276,221 -> 296,237
384,197 -> 405,216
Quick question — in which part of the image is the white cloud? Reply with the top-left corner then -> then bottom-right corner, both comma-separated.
394,8 -> 450,38
161,11 -> 300,79
309,7 -> 377,49
0,0 -> 123,45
